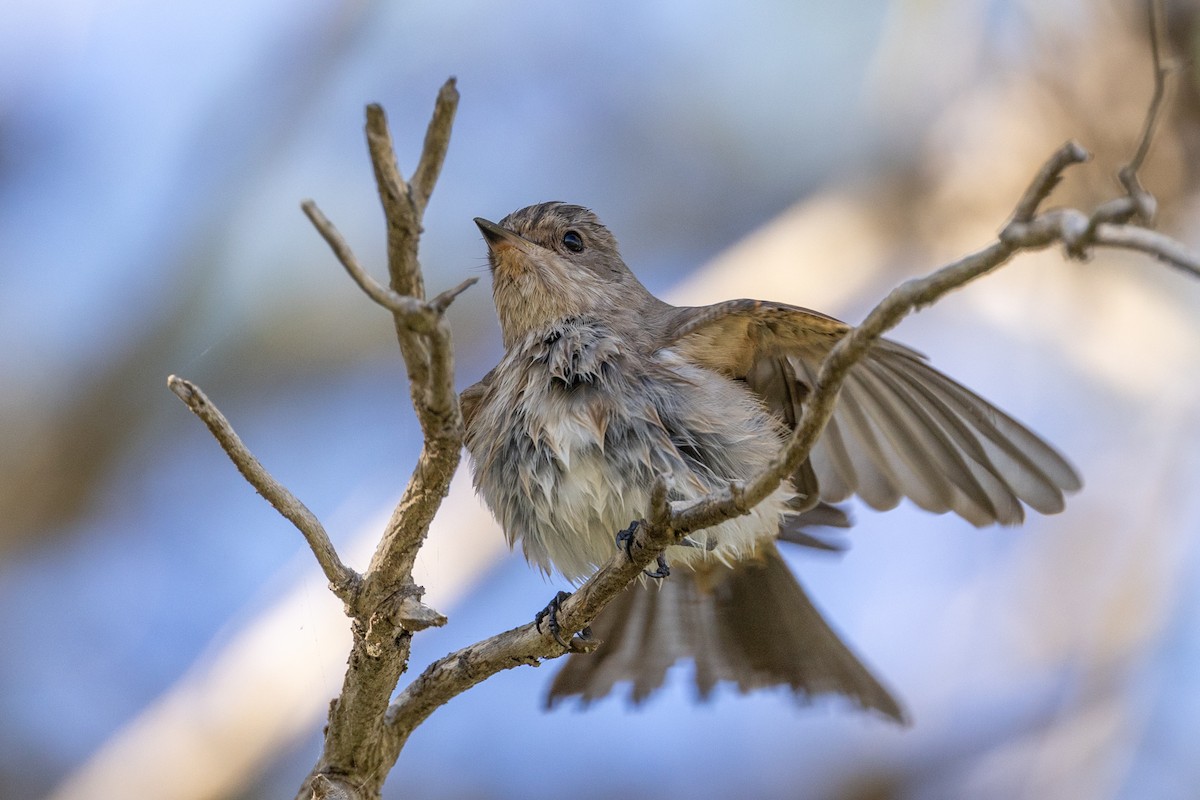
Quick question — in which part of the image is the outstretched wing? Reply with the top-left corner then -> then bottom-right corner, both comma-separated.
659,299 -> 1081,526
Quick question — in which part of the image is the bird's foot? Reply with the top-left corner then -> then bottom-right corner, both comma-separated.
643,554 -> 670,580
535,590 -> 576,651
616,520 -> 671,579
615,519 -> 642,559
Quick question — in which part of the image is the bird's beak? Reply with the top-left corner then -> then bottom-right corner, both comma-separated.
474,217 -> 533,254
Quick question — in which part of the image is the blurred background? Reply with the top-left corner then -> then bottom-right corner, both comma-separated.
3,1 -> 1200,798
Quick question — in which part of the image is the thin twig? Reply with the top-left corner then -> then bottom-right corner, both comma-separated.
300,199 -> 475,330
1117,0 -> 1170,225
364,105 -> 410,232
1126,0 -> 1169,178
430,277 -> 479,313
299,200 -> 428,321
166,375 -> 360,604
1094,223 -> 1200,278
366,102 -> 424,308
1009,141 -> 1090,224
411,78 -> 460,214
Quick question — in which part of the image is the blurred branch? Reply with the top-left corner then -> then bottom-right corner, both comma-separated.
1092,224 -> 1200,277
1009,141 -> 1091,223
1083,0 -> 1173,242
1121,0 -> 1171,214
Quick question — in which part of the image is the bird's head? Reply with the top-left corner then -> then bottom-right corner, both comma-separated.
475,202 -> 650,346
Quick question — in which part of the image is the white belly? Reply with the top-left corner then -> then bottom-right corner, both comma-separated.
466,321 -> 795,583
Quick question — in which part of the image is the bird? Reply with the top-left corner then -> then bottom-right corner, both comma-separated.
461,201 -> 1081,722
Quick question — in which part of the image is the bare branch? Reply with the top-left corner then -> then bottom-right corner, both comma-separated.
171,82 -> 475,797
665,37 -> 1184,537
300,200 -> 423,318
358,115 -> 467,603
1094,223 -> 1200,278
361,96 -> 466,432
293,83 -> 470,800
166,375 -> 360,604
430,277 -> 479,313
364,79 -> 460,302
1124,0 -> 1169,181
411,78 -> 460,214
1097,0 -> 1169,232
1009,140 -> 1090,224
365,104 -> 422,305
300,199 -> 474,330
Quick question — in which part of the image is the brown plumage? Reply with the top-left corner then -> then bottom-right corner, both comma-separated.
463,202 -> 1081,722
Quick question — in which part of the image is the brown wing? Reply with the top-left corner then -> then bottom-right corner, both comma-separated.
661,300 -> 1081,527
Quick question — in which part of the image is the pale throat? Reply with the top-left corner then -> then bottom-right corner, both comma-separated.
492,266 -> 611,348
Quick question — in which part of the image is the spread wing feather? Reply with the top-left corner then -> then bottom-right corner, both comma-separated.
662,300 -> 1080,527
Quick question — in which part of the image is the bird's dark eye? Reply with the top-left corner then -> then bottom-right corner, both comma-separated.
562,230 -> 584,253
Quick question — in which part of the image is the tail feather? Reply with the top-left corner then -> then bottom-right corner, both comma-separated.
548,546 -> 906,723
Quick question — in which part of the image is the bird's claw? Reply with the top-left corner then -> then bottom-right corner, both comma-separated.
534,590 -> 575,651
616,520 -> 670,579
643,554 -> 670,580
615,519 -> 642,559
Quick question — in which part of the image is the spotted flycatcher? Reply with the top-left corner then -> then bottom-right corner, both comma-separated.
463,202 -> 1079,721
